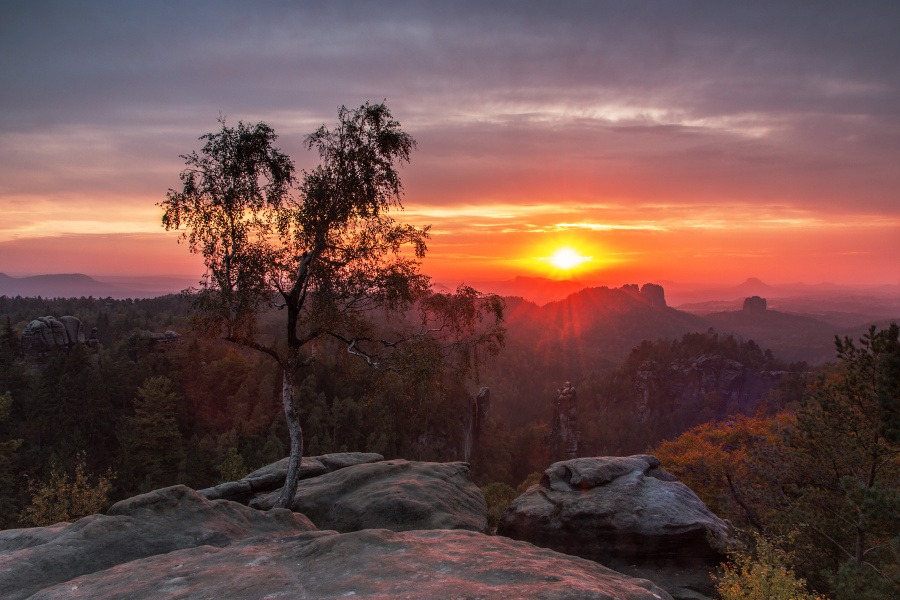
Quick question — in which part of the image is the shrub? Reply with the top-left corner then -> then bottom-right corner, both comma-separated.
22,454 -> 114,527
481,481 -> 517,533
716,534 -> 824,600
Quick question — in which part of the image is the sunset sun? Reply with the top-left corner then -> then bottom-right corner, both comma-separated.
548,247 -> 591,270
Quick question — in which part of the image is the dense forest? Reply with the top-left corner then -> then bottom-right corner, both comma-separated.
1,293 -> 805,518
1,293 -> 897,598
0,293 -> 496,524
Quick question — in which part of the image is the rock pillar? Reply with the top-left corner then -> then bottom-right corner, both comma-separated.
462,387 -> 490,462
549,382 -> 578,460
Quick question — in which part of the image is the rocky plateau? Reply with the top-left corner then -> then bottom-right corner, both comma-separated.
1,452 -> 733,599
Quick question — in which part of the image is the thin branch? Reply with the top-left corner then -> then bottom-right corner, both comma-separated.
224,335 -> 284,369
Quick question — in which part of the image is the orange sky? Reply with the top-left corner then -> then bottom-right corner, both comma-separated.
1,3 -> 898,288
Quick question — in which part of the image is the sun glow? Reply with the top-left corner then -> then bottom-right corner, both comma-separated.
548,247 -> 591,270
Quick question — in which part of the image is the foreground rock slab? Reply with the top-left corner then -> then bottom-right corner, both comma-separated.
0,485 -> 314,600
27,529 -> 673,600
499,455 -> 729,600
253,458 -> 488,533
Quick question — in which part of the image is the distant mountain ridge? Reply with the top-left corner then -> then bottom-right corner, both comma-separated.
468,276 -> 587,306
499,283 -> 709,376
493,280 -> 898,375
0,273 -> 120,298
0,273 -> 193,299
667,277 -> 900,306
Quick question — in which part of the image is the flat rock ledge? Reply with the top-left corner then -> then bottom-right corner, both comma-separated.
499,455 -> 730,600
0,485 -> 314,600
19,528 -> 673,600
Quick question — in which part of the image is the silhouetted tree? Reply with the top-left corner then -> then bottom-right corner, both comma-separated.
161,103 -> 504,508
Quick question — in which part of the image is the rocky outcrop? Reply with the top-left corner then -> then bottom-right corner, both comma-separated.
640,283 -> 667,308
633,354 -> 783,422
743,295 -> 767,314
21,316 -> 88,356
198,451 -> 383,504
127,329 -> 181,353
16,528 -> 672,600
549,381 -> 578,460
499,455 -> 729,600
621,283 -> 667,308
251,459 -> 488,533
2,471 -> 672,599
0,485 -> 315,600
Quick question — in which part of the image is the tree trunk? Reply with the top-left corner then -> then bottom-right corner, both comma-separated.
275,364 -> 304,509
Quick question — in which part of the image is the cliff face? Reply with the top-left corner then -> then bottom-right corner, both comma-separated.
632,354 -> 786,423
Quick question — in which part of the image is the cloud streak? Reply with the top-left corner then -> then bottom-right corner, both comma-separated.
1,1 -> 898,283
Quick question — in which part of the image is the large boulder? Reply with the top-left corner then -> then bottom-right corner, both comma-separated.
0,485 -> 314,600
21,316 -> 68,356
21,315 -> 90,357
200,451 -> 384,504
499,455 -> 729,600
23,528 -> 673,599
253,459 -> 488,533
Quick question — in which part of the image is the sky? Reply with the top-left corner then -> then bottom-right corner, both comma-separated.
1,0 -> 899,288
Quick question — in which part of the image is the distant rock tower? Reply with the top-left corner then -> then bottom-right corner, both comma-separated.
21,315 -> 88,357
743,296 -> 767,314
640,283 -> 667,308
549,382 -> 578,460
462,387 -> 490,462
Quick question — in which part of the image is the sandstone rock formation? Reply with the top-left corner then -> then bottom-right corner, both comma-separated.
199,451 -> 383,504
640,283 -> 667,308
2,473 -> 673,599
86,326 -> 101,350
127,329 -> 181,353
632,354 -> 783,422
498,455 -> 729,600
15,528 -> 673,600
743,295 -> 767,314
0,485 -> 314,600
251,459 -> 488,533
21,315 -> 89,356
549,381 -> 578,460
621,283 -> 667,308
462,386 -> 490,461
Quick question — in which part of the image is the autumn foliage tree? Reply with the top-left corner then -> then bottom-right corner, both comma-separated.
161,102 -> 504,508
22,453 -> 114,527
654,324 -> 900,598
654,412 -> 796,531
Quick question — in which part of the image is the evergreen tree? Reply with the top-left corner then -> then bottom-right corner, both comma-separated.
786,325 -> 900,597
118,376 -> 185,491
